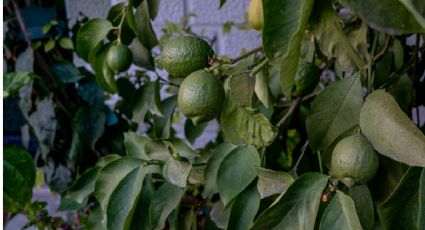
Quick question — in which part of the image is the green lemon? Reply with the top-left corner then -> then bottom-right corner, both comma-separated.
177,70 -> 224,125
292,62 -> 320,97
157,36 -> 215,77
330,134 -> 379,186
248,0 -> 264,31
106,44 -> 133,73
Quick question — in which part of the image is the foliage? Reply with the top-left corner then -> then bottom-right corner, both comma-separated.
3,0 -> 425,229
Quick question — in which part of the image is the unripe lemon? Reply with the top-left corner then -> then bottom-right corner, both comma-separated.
157,36 -> 214,77
106,44 -> 133,73
177,70 -> 224,125
330,134 -> 379,187
248,0 -> 264,31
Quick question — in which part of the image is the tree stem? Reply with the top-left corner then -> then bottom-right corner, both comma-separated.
276,97 -> 301,128
290,140 -> 309,177
367,32 -> 379,93
229,46 -> 263,64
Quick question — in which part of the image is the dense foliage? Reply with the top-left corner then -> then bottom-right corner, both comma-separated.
3,0 -> 425,229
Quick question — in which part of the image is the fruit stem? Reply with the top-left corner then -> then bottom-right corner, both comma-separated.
317,151 -> 323,174
290,140 -> 309,177
373,35 -> 393,64
228,46 -> 263,64
207,46 -> 263,72
276,97 -> 301,128
367,32 -> 379,93
116,7 -> 128,44
251,58 -> 268,76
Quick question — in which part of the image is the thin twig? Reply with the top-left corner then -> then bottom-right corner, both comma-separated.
290,140 -> 309,176
12,0 -> 32,46
367,32 -> 379,92
276,97 -> 301,128
251,58 -> 268,76
229,46 -> 263,64
373,35 -> 393,64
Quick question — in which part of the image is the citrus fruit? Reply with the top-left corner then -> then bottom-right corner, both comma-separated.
106,44 -> 133,73
330,134 -> 379,186
177,70 -> 224,125
292,62 -> 320,97
248,0 -> 264,31
157,36 -> 214,77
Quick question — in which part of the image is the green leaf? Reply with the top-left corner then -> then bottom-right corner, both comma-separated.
58,154 -> 120,210
149,183 -> 186,230
107,165 -> 157,230
128,179 -> 155,230
76,19 -> 113,61
52,61 -> 84,84
256,167 -> 294,199
44,39 -> 56,53
4,146 -> 36,211
93,44 -> 118,93
94,158 -> 144,213
254,71 -> 273,108
349,185 -> 374,230
73,106 -> 106,150
134,1 -> 158,49
184,119 -> 208,145
319,191 -> 363,230
42,23 -> 51,34
219,0 -> 227,9
167,138 -> 200,161
203,143 -> 238,198
262,0 -> 314,60
360,90 -> 425,166
59,167 -> 101,210
389,74 -> 414,113
3,72 -> 36,98
251,173 -> 329,230
124,132 -> 150,160
153,96 -> 176,139
227,181 -> 260,230
220,88 -> 277,147
306,76 -> 363,151
58,37 -> 74,50
217,145 -> 261,206
147,0 -> 160,20
312,0 -> 367,72
230,73 -> 255,107
343,0 -> 425,35
129,39 -> 155,70
377,167 -> 423,229
144,140 -> 171,161
132,81 -> 163,122
209,200 -> 231,229
163,158 -> 192,187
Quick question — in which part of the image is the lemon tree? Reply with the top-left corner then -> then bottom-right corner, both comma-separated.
4,0 -> 425,229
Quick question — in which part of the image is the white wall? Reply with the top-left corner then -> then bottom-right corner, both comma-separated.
67,0 -> 262,56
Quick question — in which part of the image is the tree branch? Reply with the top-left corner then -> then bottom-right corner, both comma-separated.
229,46 -> 263,64
276,97 -> 301,128
373,35 -> 393,64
